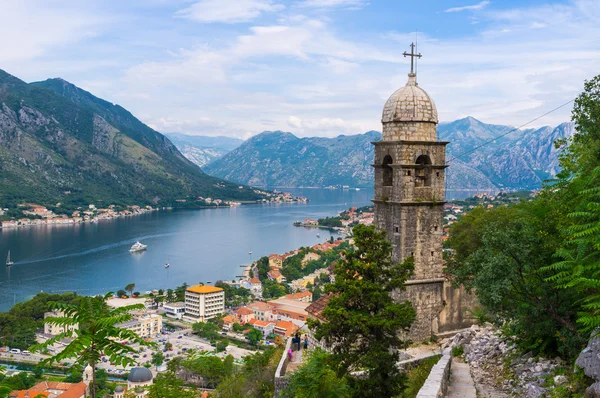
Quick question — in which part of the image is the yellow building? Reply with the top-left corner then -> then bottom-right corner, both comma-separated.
43,311 -> 79,336
116,314 -> 162,338
184,285 -> 225,322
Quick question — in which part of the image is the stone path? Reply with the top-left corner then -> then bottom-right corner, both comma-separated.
445,358 -> 477,398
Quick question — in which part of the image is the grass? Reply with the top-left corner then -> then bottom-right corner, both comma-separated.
399,354 -> 442,398
451,345 -> 464,358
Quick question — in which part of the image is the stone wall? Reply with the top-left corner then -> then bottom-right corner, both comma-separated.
438,283 -> 478,333
273,337 -> 294,396
416,348 -> 452,398
394,280 -> 445,341
382,121 -> 437,141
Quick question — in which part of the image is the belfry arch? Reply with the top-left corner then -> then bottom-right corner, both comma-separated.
415,154 -> 432,187
382,155 -> 393,186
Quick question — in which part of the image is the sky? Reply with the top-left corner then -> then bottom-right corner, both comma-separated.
1,0 -> 599,139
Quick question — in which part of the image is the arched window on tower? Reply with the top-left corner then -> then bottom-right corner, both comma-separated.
415,155 -> 432,187
382,155 -> 393,186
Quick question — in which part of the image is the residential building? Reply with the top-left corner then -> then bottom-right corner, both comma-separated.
248,318 -> 275,337
268,298 -> 311,322
235,307 -> 255,324
248,277 -> 263,294
116,314 -> 162,338
267,269 -> 286,283
284,291 -> 313,303
44,311 -> 79,336
306,295 -> 332,350
162,302 -> 185,319
302,252 -> 321,266
274,320 -> 299,338
247,301 -> 276,322
222,315 -> 238,330
268,254 -> 283,269
9,381 -> 87,398
184,285 -> 225,322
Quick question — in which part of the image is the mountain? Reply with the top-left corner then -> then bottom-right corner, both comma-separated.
203,118 -> 574,191
204,131 -> 379,187
0,70 -> 263,211
164,133 -> 243,168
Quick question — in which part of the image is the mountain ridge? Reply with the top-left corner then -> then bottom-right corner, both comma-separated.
201,119 -> 574,191
0,69 -> 263,212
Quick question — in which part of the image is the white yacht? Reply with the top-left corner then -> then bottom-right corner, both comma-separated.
129,241 -> 147,253
165,263 -> 170,269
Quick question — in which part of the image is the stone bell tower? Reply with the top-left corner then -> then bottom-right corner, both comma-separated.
373,43 -> 448,341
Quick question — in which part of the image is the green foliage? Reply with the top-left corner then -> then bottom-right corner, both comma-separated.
213,347 -> 281,397
216,341 -> 228,352
247,328 -> 263,346
309,224 -> 416,397
399,355 -> 442,398
0,292 -> 81,350
151,351 -> 164,367
465,306 -> 492,326
317,217 -> 343,228
147,370 -> 197,398
125,283 -> 135,297
192,321 -> 221,341
451,346 -> 464,358
182,355 -> 234,388
446,199 -> 585,358
116,289 -> 127,298
30,293 -> 154,398
281,349 -> 351,398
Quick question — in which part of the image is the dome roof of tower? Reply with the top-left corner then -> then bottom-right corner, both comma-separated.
382,74 -> 438,124
128,367 -> 153,383
115,386 -> 125,392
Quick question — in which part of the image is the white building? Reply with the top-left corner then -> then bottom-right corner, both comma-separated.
162,302 -> 186,319
183,285 -> 225,322
115,314 -> 162,338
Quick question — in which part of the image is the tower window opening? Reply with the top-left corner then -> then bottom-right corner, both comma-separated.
415,155 -> 432,187
382,155 -> 393,186
436,172 -> 440,177
434,226 -> 438,231
406,170 -> 411,176
431,251 -> 434,256
395,226 -> 399,233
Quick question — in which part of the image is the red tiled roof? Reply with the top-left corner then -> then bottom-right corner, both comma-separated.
13,381 -> 86,398
306,295 -> 332,321
248,301 -> 273,311
236,307 -> 254,315
267,269 -> 282,278
249,278 -> 262,284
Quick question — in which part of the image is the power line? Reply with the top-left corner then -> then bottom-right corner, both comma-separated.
446,98 -> 575,164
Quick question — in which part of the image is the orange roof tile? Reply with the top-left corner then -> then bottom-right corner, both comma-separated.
187,285 -> 223,294
248,301 -> 273,311
236,307 -> 254,315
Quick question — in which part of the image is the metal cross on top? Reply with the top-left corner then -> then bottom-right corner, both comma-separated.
403,42 -> 422,74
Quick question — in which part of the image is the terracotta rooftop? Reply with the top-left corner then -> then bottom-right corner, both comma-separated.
249,318 -> 274,327
248,301 -> 273,311
236,307 -> 254,316
249,278 -> 262,284
306,295 -> 332,321
12,381 -> 87,398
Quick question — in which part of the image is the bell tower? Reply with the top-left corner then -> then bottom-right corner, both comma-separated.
373,43 -> 448,340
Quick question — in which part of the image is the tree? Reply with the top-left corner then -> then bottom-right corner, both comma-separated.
247,328 -> 263,346
116,289 -> 127,298
125,283 -> 136,297
133,291 -> 140,297
309,224 -> 416,397
31,293 -> 153,398
166,289 -> 176,302
282,349 -> 350,398
151,351 -> 164,367
164,342 -> 173,351
147,371 -> 197,398
544,75 -> 600,334
216,340 -> 228,352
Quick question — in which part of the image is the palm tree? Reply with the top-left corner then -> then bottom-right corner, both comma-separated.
31,293 -> 153,398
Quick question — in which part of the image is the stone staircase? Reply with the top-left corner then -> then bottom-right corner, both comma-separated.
445,358 -> 477,398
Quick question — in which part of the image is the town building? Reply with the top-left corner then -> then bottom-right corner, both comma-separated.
371,44 -> 475,340
222,315 -> 238,330
268,254 -> 283,269
9,381 -> 87,398
273,320 -> 299,338
184,285 -> 225,322
247,301 -> 276,322
267,269 -> 286,283
43,311 -> 79,336
116,314 -> 162,338
248,318 -> 275,337
284,291 -> 313,303
301,252 -> 321,266
268,298 -> 311,323
162,302 -> 186,320
113,367 -> 154,398
235,307 -> 255,324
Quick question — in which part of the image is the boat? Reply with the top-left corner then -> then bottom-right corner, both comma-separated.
6,250 -> 13,267
248,250 -> 252,255
129,241 -> 147,252
316,233 -> 320,238
165,263 -> 170,269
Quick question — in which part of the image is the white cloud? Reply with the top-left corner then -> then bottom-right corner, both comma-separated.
445,1 -> 490,13
176,0 -> 284,23
298,0 -> 367,9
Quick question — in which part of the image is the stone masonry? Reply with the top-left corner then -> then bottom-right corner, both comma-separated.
373,69 -> 455,341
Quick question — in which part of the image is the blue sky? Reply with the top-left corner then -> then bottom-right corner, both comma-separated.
1,0 -> 598,139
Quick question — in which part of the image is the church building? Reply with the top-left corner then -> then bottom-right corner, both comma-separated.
373,44 -> 474,341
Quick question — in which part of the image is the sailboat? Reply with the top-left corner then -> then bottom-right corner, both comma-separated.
6,251 -> 14,267
164,262 -> 170,269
